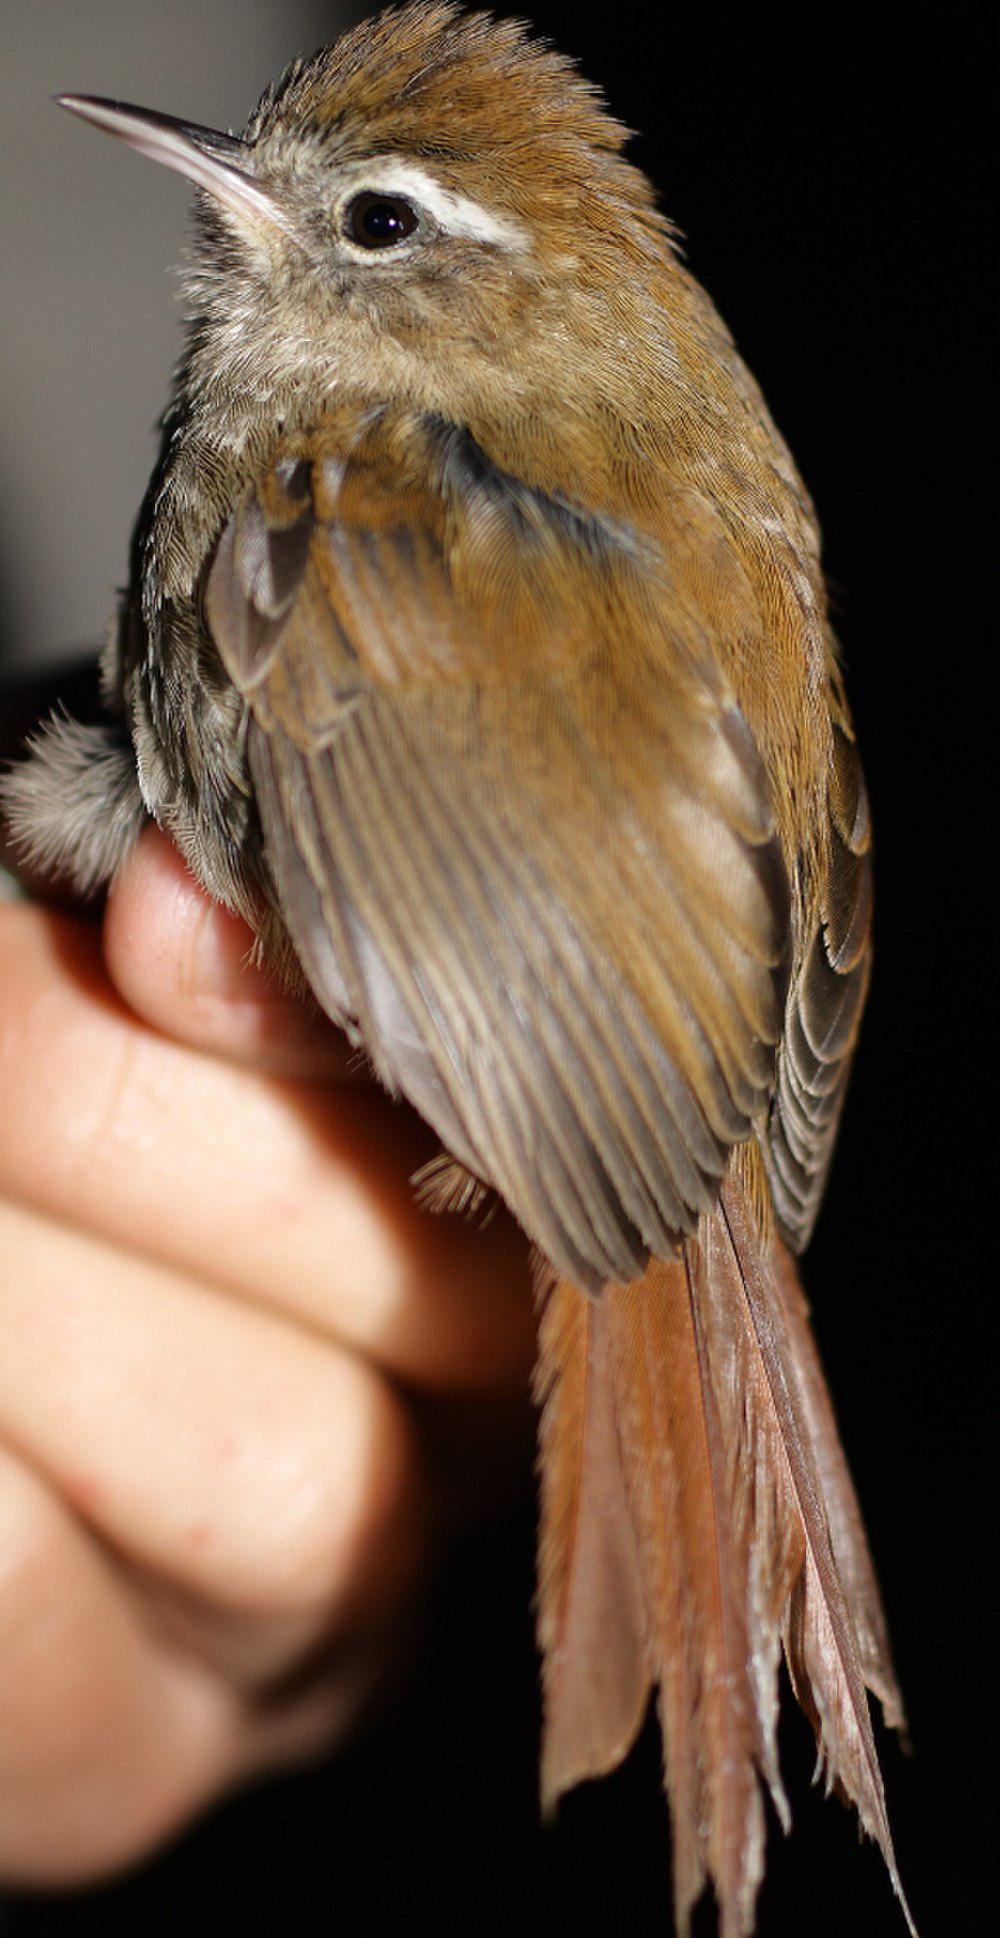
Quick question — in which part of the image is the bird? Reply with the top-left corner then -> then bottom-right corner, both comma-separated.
2,7 -> 912,1932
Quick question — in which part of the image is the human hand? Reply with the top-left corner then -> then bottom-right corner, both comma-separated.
0,826 -> 535,1886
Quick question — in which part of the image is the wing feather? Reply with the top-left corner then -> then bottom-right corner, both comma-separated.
765,721 -> 873,1248
208,402 -> 791,1290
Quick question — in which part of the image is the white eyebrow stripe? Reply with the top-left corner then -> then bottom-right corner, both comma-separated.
351,158 -> 528,249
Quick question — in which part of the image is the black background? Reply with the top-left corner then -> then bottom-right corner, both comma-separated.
2,5 -> 992,1934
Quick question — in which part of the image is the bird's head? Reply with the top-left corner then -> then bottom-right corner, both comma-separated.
60,4 -> 685,435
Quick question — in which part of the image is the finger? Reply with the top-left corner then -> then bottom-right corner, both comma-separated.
234,1628 -> 399,1781
0,904 -> 535,1387
103,824 -> 358,1079
0,1439 -> 243,1885
0,1441 -> 395,1886
0,1198 -> 422,1641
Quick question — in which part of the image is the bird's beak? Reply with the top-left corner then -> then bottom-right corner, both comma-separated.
55,95 -> 294,240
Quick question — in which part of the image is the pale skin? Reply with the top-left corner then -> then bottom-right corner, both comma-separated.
0,826 -> 535,1887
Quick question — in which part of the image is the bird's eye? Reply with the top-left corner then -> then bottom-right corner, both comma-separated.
343,191 -> 420,249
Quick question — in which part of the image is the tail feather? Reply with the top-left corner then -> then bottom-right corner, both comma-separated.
535,1272 -> 651,1810
715,1185 -> 911,1927
770,1242 -> 906,1732
535,1170 -> 912,1937
607,1248 -> 769,1937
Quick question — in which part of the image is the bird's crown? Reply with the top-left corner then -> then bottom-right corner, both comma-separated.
251,7 -> 628,183
237,4 -> 668,265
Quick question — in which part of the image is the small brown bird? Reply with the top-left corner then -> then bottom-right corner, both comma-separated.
3,7 -> 912,1932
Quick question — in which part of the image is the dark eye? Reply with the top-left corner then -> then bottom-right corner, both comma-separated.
343,191 -> 420,249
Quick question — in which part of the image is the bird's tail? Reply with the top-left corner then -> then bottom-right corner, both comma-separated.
534,1165 -> 912,1938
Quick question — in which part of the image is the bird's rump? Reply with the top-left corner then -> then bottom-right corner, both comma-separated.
206,402 -> 790,1290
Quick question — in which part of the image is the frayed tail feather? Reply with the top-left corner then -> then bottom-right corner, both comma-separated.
535,1175 -> 914,1937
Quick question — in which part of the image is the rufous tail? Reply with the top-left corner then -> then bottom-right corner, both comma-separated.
534,1174 -> 912,1938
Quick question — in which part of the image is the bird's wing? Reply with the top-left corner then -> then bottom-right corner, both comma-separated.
763,702 -> 873,1251
205,400 -> 790,1290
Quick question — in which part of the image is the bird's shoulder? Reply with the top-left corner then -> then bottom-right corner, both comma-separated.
204,393 -> 765,730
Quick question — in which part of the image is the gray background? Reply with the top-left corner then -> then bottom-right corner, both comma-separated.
0,0 -> 363,673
